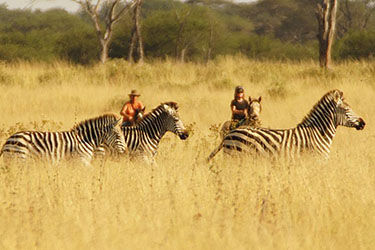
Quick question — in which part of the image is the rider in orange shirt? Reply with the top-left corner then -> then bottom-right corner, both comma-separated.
120,90 -> 145,127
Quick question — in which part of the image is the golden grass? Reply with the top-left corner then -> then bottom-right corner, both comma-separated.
0,57 -> 374,249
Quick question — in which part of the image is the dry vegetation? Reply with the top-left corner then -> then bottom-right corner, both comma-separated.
0,57 -> 374,249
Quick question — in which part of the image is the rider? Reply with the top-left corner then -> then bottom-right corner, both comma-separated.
230,86 -> 249,129
120,89 -> 145,127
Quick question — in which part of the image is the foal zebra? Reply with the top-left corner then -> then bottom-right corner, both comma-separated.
208,90 -> 365,161
96,102 -> 189,163
0,114 -> 125,166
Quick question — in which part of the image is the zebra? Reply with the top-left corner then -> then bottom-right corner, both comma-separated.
208,90 -> 365,161
220,96 -> 262,138
95,102 -> 189,163
0,114 -> 125,166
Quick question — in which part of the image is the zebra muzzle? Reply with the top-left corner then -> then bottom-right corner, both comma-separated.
179,131 -> 189,140
355,118 -> 366,130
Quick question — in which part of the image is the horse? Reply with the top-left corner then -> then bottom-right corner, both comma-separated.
220,96 -> 262,138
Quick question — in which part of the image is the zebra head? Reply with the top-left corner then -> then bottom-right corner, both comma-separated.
162,102 -> 189,140
333,90 -> 366,130
101,118 -> 126,154
73,115 -> 126,154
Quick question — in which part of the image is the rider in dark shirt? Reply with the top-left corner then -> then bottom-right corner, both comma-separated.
230,86 -> 249,129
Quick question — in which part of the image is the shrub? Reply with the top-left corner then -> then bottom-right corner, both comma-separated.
55,28 -> 99,65
335,31 -> 375,60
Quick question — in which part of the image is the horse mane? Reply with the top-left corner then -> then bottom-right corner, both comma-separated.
298,89 -> 341,127
72,113 -> 120,131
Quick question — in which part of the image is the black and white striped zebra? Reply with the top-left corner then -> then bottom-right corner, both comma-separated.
208,89 -> 365,161
0,114 -> 125,166
96,102 -> 189,163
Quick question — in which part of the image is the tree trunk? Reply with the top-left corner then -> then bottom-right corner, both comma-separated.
174,8 -> 190,61
101,41 -> 109,64
128,29 -> 136,62
316,0 -> 337,69
180,47 -> 187,63
175,22 -> 184,60
205,19 -> 214,64
128,0 -> 144,64
73,0 -> 136,64
135,1 -> 144,64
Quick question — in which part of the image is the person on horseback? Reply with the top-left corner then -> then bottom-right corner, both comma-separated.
120,89 -> 145,127
230,86 -> 249,129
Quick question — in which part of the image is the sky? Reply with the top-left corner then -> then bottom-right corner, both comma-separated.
0,0 -> 81,12
0,0 -> 254,13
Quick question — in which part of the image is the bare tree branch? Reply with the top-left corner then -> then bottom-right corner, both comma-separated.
71,0 -> 136,63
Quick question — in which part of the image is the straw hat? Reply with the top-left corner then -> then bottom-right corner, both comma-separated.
129,90 -> 140,96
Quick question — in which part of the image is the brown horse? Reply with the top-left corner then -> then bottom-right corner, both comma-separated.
220,96 -> 262,138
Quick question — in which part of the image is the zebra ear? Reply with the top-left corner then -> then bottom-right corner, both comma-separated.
258,96 -> 262,102
248,96 -> 252,102
113,118 -> 121,127
333,90 -> 343,103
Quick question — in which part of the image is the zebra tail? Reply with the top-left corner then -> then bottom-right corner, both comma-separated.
207,142 -> 224,162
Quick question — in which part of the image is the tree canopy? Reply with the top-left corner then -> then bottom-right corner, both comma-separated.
0,0 -> 374,64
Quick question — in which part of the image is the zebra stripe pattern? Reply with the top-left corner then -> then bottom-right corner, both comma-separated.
208,89 -> 365,161
97,102 -> 189,162
0,114 -> 125,166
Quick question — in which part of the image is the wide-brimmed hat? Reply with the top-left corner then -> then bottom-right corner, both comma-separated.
129,90 -> 140,96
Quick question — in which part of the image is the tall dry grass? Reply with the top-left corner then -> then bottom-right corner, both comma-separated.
0,57 -> 374,249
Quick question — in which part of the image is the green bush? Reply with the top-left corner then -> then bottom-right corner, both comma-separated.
55,28 -> 99,65
336,31 -> 375,60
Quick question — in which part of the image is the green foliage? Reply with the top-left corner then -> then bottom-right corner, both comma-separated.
236,35 -> 317,60
0,7 -> 91,62
55,27 -> 99,65
0,0 -> 374,63
143,10 -> 179,58
335,31 -> 375,60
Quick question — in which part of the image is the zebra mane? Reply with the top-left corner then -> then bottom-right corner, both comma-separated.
162,101 -> 179,110
72,113 -> 120,131
129,102 -> 179,128
298,89 -> 343,127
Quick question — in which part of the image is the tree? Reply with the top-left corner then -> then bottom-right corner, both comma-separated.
174,6 -> 191,62
72,0 -> 137,64
128,0 -> 144,63
338,0 -> 375,36
316,0 -> 338,68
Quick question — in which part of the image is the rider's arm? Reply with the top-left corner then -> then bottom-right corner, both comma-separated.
231,103 -> 245,116
244,105 -> 249,117
139,101 -> 145,112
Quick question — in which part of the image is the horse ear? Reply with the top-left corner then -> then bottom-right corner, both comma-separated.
258,96 -> 262,102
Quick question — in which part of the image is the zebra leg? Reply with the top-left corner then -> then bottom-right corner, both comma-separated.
140,153 -> 158,166
76,150 -> 94,167
1,151 -> 28,167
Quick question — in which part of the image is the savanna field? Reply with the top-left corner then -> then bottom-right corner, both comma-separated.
0,57 -> 374,249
